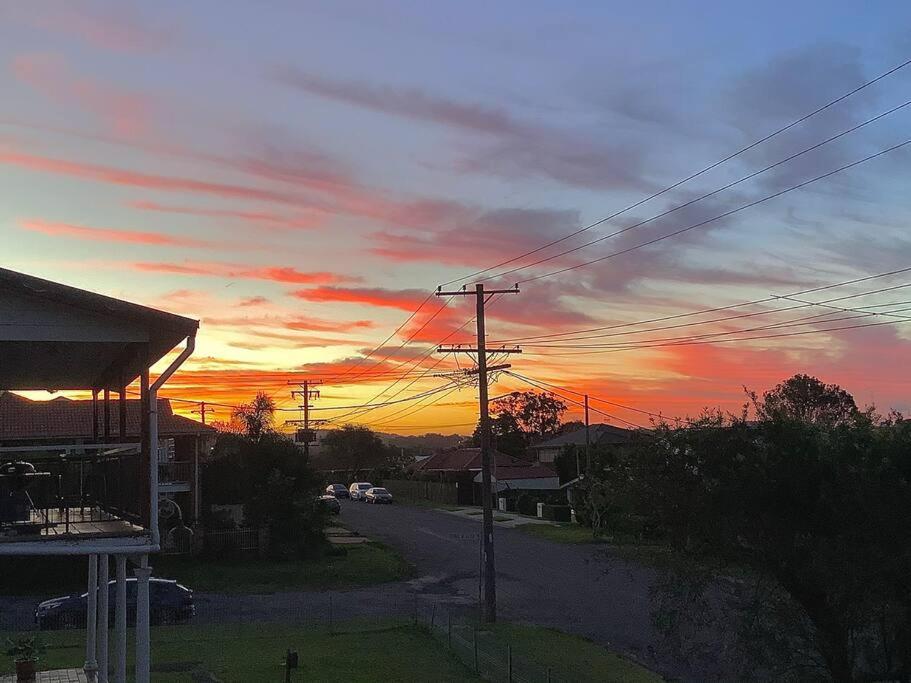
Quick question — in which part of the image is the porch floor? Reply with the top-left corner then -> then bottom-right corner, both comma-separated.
1,669 -> 87,682
0,506 -> 145,542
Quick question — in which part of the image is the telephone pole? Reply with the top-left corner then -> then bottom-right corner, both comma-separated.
191,401 -> 214,425
584,394 -> 591,474
287,380 -> 321,457
436,283 -> 520,623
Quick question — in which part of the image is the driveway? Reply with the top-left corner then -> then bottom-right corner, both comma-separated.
338,501 -> 710,680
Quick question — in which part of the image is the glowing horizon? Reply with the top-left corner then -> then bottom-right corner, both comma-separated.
3,2 -> 911,435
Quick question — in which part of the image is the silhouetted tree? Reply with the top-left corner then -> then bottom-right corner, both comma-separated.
231,391 -> 276,440
581,375 -> 910,681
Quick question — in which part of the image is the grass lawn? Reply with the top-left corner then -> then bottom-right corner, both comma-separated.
515,522 -> 605,544
0,542 -> 414,596
483,623 -> 661,682
0,622 -> 478,682
156,541 -> 415,593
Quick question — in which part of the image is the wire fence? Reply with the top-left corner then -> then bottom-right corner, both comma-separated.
1,589 -> 588,682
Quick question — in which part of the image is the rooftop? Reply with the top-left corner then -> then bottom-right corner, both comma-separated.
531,424 -> 633,450
0,393 -> 214,442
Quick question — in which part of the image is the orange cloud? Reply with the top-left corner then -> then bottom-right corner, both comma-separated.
133,260 -> 355,285
290,286 -> 428,311
21,218 -> 212,247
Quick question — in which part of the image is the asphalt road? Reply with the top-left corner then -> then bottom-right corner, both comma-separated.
0,503 -> 735,680
338,501 -> 696,680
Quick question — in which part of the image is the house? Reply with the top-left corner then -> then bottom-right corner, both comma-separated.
530,423 -> 632,465
0,393 -> 215,524
412,447 -> 558,503
0,267 -> 199,683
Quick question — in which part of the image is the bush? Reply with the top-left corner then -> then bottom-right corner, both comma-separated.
515,493 -> 538,516
541,504 -> 572,522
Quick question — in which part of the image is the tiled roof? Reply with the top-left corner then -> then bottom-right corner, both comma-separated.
412,447 -> 528,472
530,424 -> 632,449
0,392 -> 214,441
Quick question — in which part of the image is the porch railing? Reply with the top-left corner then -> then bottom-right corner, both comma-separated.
0,443 -> 143,538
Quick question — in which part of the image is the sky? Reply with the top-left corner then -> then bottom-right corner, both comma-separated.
2,1 -> 911,433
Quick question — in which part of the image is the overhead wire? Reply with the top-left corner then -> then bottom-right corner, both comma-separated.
438,54 -> 911,288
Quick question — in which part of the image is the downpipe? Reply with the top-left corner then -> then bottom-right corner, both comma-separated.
148,334 -> 196,547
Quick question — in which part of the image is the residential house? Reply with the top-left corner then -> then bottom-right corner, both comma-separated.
0,393 -> 215,525
412,447 -> 558,504
0,267 -> 198,683
530,423 -> 632,465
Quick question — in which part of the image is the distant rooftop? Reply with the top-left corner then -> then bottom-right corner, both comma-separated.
531,424 -> 633,450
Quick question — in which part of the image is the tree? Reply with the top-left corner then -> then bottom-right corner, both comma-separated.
320,425 -> 395,476
203,432 -> 326,558
231,391 -> 276,440
491,391 -> 567,439
467,411 -> 529,457
752,373 -> 859,426
602,375 -> 911,681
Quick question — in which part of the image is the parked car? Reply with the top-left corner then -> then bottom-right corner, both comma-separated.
318,494 -> 341,515
349,482 -> 374,501
36,578 -> 194,630
365,487 -> 393,504
325,484 -> 349,499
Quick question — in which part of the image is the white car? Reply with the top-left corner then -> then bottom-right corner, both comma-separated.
349,482 -> 373,501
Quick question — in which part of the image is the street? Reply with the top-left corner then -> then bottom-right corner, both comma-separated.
338,501 -> 698,680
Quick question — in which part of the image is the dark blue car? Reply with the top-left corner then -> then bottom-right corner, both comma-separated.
35,578 -> 194,630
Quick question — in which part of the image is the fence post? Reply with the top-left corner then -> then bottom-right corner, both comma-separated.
430,603 -> 436,629
412,593 -> 417,626
328,594 -> 333,634
474,628 -> 479,673
447,612 -> 452,649
546,666 -> 552,683
507,644 -> 512,682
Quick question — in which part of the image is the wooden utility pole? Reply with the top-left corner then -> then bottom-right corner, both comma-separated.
584,394 -> 591,474
288,380 -> 321,457
191,401 -> 214,425
436,283 -> 520,623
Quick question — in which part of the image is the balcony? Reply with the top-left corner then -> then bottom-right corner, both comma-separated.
157,460 -> 194,494
0,443 -> 147,548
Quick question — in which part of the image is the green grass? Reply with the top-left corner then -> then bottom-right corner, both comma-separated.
0,622 -> 478,682
516,522 -> 605,544
0,543 -> 414,596
155,542 -> 415,593
484,623 -> 662,682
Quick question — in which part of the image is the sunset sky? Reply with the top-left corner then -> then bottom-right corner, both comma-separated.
3,1 -> 911,433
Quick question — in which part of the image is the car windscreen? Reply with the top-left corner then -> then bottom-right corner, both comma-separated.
372,488 -> 389,494
358,484 -> 372,489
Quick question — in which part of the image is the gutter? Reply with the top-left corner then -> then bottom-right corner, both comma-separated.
148,333 -> 196,547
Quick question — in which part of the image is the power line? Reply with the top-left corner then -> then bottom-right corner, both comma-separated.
524,316 -> 911,357
438,54 -> 911,288
518,139 -> 911,285
492,265 -> 911,343
483,99 -> 911,283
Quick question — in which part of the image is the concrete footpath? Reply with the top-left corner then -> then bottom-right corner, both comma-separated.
436,507 -> 557,528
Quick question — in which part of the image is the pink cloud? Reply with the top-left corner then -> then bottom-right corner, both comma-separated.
130,200 -> 321,231
290,286 -> 428,311
133,260 -> 356,285
13,53 -> 152,138
29,6 -> 172,53
0,148 -> 308,207
20,218 -> 212,247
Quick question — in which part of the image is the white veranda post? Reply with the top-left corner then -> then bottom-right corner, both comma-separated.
84,554 -> 99,682
134,559 -> 152,683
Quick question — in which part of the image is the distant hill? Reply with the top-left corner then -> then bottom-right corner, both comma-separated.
376,432 -> 466,454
